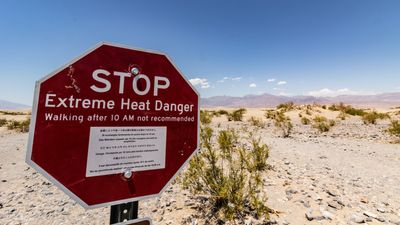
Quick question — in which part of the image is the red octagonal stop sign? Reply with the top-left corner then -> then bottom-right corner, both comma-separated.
26,43 -> 199,208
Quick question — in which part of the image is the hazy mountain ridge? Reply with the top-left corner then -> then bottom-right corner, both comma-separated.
201,92 -> 400,108
0,100 -> 30,110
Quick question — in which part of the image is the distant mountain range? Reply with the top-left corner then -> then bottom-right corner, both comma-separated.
1,92 -> 399,110
0,100 -> 30,110
201,92 -> 400,108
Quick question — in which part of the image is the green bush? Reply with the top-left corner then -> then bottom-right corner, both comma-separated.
0,118 -> 7,126
313,122 -> 330,132
248,116 -> 265,128
329,103 -> 366,116
313,115 -> 327,123
6,118 -> 30,132
301,117 -> 310,125
274,112 -> 293,138
228,108 -> 246,121
276,102 -> 295,112
264,109 -> 277,119
200,110 -> 212,125
362,111 -> 390,125
344,107 -> 366,116
0,110 -> 29,115
217,109 -> 229,115
247,138 -> 270,172
387,120 -> 400,140
337,111 -> 347,120
312,116 -> 335,132
218,129 -> 237,159
183,126 -> 273,222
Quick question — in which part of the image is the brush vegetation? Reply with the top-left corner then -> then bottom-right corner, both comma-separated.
227,108 -> 247,122
5,118 -> 30,132
276,102 -> 295,112
0,110 -> 30,115
301,117 -> 311,125
312,116 -> 335,133
200,110 -> 213,125
387,120 -> 400,141
273,111 -> 293,138
362,111 -> 390,125
183,125 -> 273,222
248,116 -> 265,128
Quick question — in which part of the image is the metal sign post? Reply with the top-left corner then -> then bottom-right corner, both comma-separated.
110,201 -> 139,224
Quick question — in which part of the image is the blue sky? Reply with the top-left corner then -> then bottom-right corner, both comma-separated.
1,0 -> 400,105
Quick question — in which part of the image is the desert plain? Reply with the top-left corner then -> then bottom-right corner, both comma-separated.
1,105 -> 400,225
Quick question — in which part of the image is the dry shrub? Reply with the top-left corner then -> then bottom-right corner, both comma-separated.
264,109 -> 277,119
387,120 -> 400,140
6,118 -> 30,132
276,102 -> 295,112
183,126 -> 273,222
228,108 -> 246,121
362,111 -> 390,125
312,116 -> 335,133
200,110 -> 212,125
0,118 -> 7,126
301,117 -> 311,125
248,116 -> 265,128
329,103 -> 366,116
337,111 -> 348,120
0,110 -> 29,115
273,112 -> 293,138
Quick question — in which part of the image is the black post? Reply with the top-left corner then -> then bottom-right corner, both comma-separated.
110,201 -> 139,224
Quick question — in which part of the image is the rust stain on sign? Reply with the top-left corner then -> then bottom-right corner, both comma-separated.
65,66 -> 81,93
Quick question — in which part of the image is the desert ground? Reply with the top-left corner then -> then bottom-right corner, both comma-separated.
1,106 -> 400,225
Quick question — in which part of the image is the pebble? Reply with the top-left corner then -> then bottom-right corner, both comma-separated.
351,213 -> 366,223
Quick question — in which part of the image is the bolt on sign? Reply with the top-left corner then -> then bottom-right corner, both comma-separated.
26,43 -> 200,208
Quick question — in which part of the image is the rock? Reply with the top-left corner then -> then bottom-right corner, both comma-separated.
322,210 -> 334,220
377,207 -> 386,213
285,189 -> 298,195
303,200 -> 310,208
328,200 -> 343,210
281,219 -> 289,225
350,213 -> 366,223
363,211 -> 378,219
305,210 -> 314,221
360,197 -> 369,204
326,188 -> 339,197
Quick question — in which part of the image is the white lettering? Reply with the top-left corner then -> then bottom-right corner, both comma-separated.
113,71 -> 131,94
154,76 -> 170,96
91,69 -> 111,93
45,93 -> 56,107
133,74 -> 151,96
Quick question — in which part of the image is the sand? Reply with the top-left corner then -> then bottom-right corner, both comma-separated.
1,108 -> 400,225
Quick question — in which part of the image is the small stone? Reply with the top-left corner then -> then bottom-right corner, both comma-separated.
351,213 -> 365,223
305,210 -> 314,221
322,211 -> 334,220
303,201 -> 310,208
328,200 -> 343,210
376,207 -> 386,213
360,197 -> 369,203
363,211 -> 377,219
326,189 -> 339,197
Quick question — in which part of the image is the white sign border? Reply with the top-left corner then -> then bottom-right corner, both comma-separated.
26,42 -> 200,209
